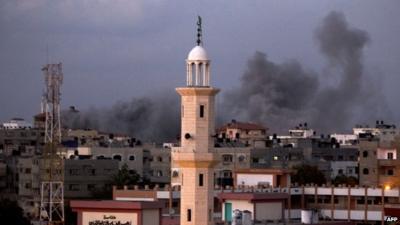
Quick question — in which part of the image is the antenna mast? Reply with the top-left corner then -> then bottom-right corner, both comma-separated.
39,63 -> 65,225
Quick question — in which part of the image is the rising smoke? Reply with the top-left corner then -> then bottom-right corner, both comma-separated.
222,11 -> 391,134
63,11 -> 391,141
62,92 -> 180,142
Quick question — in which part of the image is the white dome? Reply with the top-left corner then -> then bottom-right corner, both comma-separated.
187,45 -> 208,61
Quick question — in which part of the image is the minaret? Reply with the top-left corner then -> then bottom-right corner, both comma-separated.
172,16 -> 219,225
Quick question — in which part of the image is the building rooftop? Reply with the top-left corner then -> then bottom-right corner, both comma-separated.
217,120 -> 266,132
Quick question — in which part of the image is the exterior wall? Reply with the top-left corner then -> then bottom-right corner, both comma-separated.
330,161 -> 358,179
0,161 -> 6,189
236,174 -> 274,186
359,139 -> 379,187
90,146 -> 171,184
17,157 -> 40,197
142,209 -> 159,225
64,159 -> 119,198
82,211 -> 138,225
255,202 -> 282,221
173,86 -> 218,225
0,128 -> 44,156
377,148 -> 397,159
146,148 -> 171,183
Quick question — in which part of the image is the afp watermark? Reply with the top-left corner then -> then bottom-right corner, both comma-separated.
385,216 -> 400,225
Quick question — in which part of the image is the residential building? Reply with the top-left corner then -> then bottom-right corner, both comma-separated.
64,159 -> 119,199
217,120 -> 267,146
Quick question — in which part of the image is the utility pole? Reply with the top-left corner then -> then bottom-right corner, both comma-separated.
39,63 -> 65,225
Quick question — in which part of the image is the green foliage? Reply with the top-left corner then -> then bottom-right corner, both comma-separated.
111,163 -> 141,187
0,199 -> 30,225
291,164 -> 326,186
332,175 -> 358,186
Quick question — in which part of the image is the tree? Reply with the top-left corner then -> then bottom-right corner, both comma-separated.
291,164 -> 326,186
0,199 -> 30,225
111,163 -> 141,187
332,175 -> 358,186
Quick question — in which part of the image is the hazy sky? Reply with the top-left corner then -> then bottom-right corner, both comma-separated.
0,0 -> 399,128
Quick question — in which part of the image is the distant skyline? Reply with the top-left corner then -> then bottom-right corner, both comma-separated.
1,1 -> 399,134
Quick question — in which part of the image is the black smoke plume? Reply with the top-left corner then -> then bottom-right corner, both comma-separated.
222,11 -> 390,133
62,92 -> 180,142
63,11 -> 391,141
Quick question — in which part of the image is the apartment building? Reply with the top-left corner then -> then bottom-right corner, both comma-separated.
64,159 -> 119,198
216,120 -> 267,146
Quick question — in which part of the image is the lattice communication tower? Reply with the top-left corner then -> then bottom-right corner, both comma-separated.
39,63 -> 65,225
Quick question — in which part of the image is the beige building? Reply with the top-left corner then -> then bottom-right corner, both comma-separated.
359,134 -> 400,188
171,26 -> 218,225
217,120 -> 267,146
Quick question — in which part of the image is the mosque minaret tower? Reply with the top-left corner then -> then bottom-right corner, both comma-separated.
172,16 -> 219,225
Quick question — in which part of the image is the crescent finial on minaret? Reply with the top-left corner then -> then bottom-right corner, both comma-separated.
196,16 -> 202,46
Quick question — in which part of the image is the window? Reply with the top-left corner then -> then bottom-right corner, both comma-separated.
388,152 -> 394,160
363,168 -> 369,175
199,173 -> 204,186
157,170 -> 163,177
363,151 -> 368,158
25,182 -> 32,189
222,154 -> 233,163
69,184 -> 80,191
338,155 -> 344,161
238,155 -> 245,162
25,168 -> 31,174
157,156 -> 163,162
87,184 -> 96,191
199,105 -> 205,118
222,170 -> 232,178
88,169 -> 96,176
338,169 -> 343,175
187,209 -> 192,222
69,169 -> 80,175
129,155 -> 135,161
172,171 -> 179,177
388,169 -> 394,176
273,156 -> 279,161
96,155 -> 105,159
113,154 -> 122,161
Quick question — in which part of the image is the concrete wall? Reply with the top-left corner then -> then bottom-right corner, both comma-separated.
255,202 -> 282,221
142,209 -> 159,225
82,211 -> 137,225
236,174 -> 274,186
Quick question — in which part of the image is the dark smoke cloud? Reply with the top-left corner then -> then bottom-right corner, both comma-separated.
222,11 -> 390,134
222,52 -> 319,132
64,11 -> 392,140
312,11 -> 369,131
62,92 -> 180,142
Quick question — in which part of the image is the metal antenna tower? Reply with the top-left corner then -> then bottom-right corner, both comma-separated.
39,63 -> 65,225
